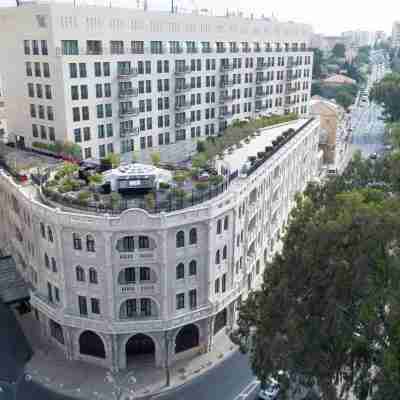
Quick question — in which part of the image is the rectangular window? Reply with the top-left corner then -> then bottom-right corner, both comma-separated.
79,63 -> 87,78
24,40 -> 30,55
104,83 -> 111,97
105,104 -> 112,117
41,40 -> 48,55
62,40 -> 78,55
34,62 -> 41,77
99,144 -> 105,158
80,85 -> 88,99
54,287 -> 60,302
131,40 -> 144,54
43,62 -> 50,78
47,106 -> 54,121
140,137 -> 145,149
222,273 -> 226,292
106,123 -> 113,137
91,298 -> 100,314
78,296 -> 88,315
94,62 -> 101,77
36,84 -> 43,98
73,107 -> 80,122
25,62 -> 33,77
103,62 -> 110,76
83,127 -> 91,141
145,80 -> 151,93
110,40 -> 124,54
145,60 -> 151,74
30,104 -> 36,118
189,289 -> 197,309
47,282 -> 53,302
82,106 -> 89,120
44,85 -> 52,100
96,84 -> 103,98
97,104 -> 104,119
97,124 -> 105,139
38,105 -> 45,119
32,124 -> 38,138
74,128 -> 82,143
146,117 -> 152,129
71,85 -> 79,100
215,278 -> 220,294
32,40 -> 39,55
176,293 -> 185,310
28,83 -> 34,97
49,127 -> 55,141
40,125 -> 47,139
69,63 -> 77,78
84,147 -> 92,159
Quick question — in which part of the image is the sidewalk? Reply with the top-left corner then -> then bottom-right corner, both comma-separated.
17,312 -> 238,400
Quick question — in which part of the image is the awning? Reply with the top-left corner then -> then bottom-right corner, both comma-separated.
0,256 -> 30,305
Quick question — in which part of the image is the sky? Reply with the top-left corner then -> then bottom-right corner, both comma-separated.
0,0 -> 398,35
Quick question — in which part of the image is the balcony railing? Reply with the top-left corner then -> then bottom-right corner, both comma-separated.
285,87 -> 297,95
170,47 -> 183,54
256,63 -> 268,70
120,126 -> 139,137
220,80 -> 234,88
187,47 -> 198,54
174,66 -> 191,76
216,47 -> 227,53
119,108 -> 139,118
118,68 -> 138,79
202,47 -> 213,53
242,48 -> 251,53
120,283 -> 159,295
220,64 -> 234,72
119,88 -> 138,98
175,85 -> 191,93
175,119 -> 192,128
175,102 -> 192,111
256,77 -> 268,84
255,91 -> 267,98
230,48 -> 239,53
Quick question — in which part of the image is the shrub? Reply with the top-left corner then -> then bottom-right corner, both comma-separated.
195,181 -> 209,191
88,173 -> 103,186
110,191 -> 122,209
150,151 -> 161,167
159,182 -> 170,190
144,193 -> 156,209
77,191 -> 91,203
171,187 -> 187,199
209,175 -> 224,186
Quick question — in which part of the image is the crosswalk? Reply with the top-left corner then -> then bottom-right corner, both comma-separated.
232,379 -> 260,400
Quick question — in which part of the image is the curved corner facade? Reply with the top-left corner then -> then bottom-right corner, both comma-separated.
0,118 -> 320,370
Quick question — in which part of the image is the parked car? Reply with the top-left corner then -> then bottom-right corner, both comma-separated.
327,168 -> 338,176
259,378 -> 281,400
369,152 -> 378,160
197,171 -> 210,182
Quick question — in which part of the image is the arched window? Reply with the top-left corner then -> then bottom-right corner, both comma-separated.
89,268 -> 98,284
224,215 -> 229,230
138,236 -> 149,249
189,260 -> 197,276
79,331 -> 105,358
176,231 -> 185,248
73,233 -> 82,250
40,222 -> 45,239
86,235 -> 95,252
176,263 -> 185,280
51,257 -> 57,272
47,226 -> 54,242
222,245 -> 227,260
44,253 -> 50,269
189,228 -> 197,245
76,266 -> 85,282
175,324 -> 200,353
215,250 -> 220,264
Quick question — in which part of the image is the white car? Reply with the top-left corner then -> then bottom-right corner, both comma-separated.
259,378 -> 281,400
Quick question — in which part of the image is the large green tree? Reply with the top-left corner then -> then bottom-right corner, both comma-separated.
370,73 -> 400,121
312,48 -> 324,79
236,151 -> 400,400
332,43 -> 346,59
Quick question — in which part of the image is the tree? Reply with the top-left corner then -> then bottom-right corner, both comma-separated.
150,151 -> 161,167
103,153 -> 120,169
336,89 -> 354,109
370,73 -> 400,121
236,154 -> 400,400
332,43 -> 346,59
311,48 -> 324,79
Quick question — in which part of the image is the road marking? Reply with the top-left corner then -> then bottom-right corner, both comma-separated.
232,379 -> 260,400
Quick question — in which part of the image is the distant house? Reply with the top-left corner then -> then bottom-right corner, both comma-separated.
310,97 -> 348,165
323,74 -> 357,86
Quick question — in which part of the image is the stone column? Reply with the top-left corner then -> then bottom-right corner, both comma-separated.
110,334 -> 119,372
63,327 -> 74,361
103,231 -> 115,321
207,315 -> 215,352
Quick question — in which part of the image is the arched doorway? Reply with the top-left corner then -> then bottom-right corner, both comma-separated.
79,330 -> 105,358
214,308 -> 227,335
175,324 -> 199,353
125,334 -> 155,366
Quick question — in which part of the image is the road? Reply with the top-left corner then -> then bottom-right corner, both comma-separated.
350,102 -> 385,158
157,351 -> 259,400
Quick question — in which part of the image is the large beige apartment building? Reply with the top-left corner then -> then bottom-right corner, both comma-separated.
0,1 -> 313,163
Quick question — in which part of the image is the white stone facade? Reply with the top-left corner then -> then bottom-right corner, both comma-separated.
0,117 -> 320,370
0,2 -> 313,163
